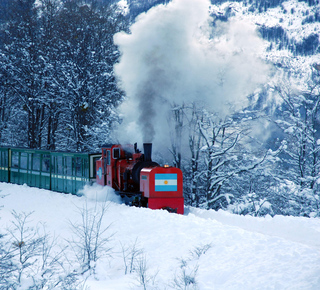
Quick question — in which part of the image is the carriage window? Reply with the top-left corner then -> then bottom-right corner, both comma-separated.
42,155 -> 50,172
57,156 -> 63,174
76,157 -> 82,177
32,154 -> 41,171
66,156 -> 72,176
12,152 -> 19,168
84,159 -> 89,176
20,153 -> 28,169
107,150 -> 111,165
113,148 -> 120,159
1,151 -> 8,167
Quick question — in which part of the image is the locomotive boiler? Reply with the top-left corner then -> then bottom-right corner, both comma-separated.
95,143 -> 184,214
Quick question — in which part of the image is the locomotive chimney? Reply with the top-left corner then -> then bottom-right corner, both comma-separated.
143,143 -> 152,162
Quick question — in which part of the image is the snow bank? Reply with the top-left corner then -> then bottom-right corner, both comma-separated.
187,206 -> 320,249
0,183 -> 320,289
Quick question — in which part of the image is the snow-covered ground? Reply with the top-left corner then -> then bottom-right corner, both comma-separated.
1,182 -> 320,289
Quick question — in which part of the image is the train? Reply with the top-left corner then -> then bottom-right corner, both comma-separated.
96,143 -> 184,214
0,143 -> 184,214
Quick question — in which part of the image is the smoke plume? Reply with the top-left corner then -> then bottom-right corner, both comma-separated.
114,0 -> 269,146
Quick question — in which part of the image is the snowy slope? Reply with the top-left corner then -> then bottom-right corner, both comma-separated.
210,0 -> 320,65
0,183 -> 320,289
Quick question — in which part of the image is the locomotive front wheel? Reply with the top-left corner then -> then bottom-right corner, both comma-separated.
140,197 -> 148,208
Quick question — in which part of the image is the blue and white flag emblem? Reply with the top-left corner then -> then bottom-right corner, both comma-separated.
155,174 -> 177,191
97,167 -> 102,180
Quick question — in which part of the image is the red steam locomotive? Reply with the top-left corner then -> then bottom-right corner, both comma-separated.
96,143 -> 184,214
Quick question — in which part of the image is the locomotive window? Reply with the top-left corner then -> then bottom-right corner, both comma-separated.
113,148 -> 120,159
107,150 -> 110,165
32,154 -> 41,171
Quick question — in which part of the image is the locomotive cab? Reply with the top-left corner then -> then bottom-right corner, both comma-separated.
96,144 -> 142,191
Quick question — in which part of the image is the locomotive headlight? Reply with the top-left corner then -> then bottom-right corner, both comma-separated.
164,164 -> 170,168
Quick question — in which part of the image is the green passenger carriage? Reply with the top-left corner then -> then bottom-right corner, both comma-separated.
51,152 -> 100,194
10,148 -> 51,189
0,147 -> 100,195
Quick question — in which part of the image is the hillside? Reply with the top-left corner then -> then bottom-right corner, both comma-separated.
126,0 -> 320,68
212,0 -> 320,63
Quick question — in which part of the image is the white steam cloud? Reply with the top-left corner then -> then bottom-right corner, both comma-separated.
114,0 -> 269,146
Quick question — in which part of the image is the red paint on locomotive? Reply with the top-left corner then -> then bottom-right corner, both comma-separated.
96,143 -> 184,214
140,166 -> 184,214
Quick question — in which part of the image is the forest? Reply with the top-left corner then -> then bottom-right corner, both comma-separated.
1,0 -> 320,217
0,0 -> 128,151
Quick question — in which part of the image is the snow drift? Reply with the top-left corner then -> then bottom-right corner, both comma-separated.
0,183 -> 319,289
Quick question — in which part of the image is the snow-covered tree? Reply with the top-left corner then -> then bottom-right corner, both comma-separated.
0,0 -> 127,151
0,0 -> 44,148
271,64 -> 320,216
173,103 -> 273,211
52,0 -> 126,151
